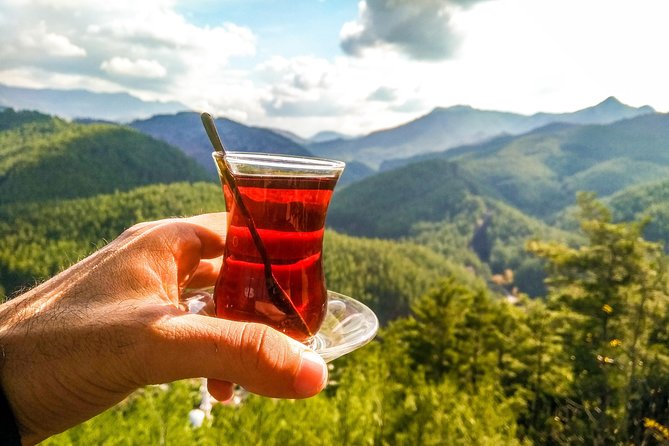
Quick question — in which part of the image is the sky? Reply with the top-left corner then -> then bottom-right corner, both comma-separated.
1,0 -> 669,138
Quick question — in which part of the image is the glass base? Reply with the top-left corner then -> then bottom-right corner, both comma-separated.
180,289 -> 378,362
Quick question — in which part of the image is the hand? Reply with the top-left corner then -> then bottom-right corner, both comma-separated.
0,213 -> 328,445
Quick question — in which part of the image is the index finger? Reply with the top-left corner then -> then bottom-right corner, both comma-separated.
184,212 -> 228,249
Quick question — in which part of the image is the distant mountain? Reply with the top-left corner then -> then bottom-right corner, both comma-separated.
382,113 -> 669,219
338,160 -> 375,187
533,96 -> 655,126
269,128 -> 308,146
130,112 -> 313,177
308,97 -> 655,169
309,131 -> 353,144
0,109 -> 209,205
0,83 -> 186,122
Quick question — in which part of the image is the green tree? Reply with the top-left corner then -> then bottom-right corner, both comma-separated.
528,192 -> 669,444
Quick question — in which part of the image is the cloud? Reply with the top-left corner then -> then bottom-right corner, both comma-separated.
101,57 -> 167,79
368,86 -> 397,102
256,56 -> 346,117
0,0 -> 256,103
19,21 -> 87,57
7,20 -> 87,58
340,0 -> 490,60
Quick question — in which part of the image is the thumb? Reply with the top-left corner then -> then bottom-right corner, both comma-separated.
141,312 -> 328,399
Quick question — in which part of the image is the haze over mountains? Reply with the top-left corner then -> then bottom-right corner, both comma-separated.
307,97 -> 655,168
0,84 -> 656,174
0,83 -> 186,122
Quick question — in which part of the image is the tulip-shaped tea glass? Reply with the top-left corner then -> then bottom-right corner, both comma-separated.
187,151 -> 378,361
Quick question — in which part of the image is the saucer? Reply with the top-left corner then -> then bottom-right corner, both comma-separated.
180,289 -> 378,362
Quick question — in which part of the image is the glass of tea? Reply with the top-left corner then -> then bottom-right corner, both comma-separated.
211,151 -> 345,343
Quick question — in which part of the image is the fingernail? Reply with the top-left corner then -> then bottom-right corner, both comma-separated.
294,350 -> 328,397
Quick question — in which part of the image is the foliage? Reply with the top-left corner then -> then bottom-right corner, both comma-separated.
0,109 -> 210,206
382,113 -> 669,220
0,182 -> 224,295
6,110 -> 669,445
0,182 -> 462,325
608,178 -> 669,247
324,231 -> 482,323
328,159 -> 501,239
528,192 -> 669,444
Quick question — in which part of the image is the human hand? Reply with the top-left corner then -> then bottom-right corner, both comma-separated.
0,213 -> 328,445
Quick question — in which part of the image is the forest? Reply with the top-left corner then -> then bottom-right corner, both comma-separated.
2,109 -> 669,444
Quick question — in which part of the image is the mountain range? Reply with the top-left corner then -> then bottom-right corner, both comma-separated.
375,113 -> 669,219
2,83 -> 657,184
130,112 -> 312,178
307,96 -> 655,168
129,112 -> 373,186
2,96 -> 669,298
0,83 -> 186,122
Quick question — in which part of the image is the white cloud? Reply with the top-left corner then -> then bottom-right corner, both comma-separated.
101,57 -> 167,79
15,21 -> 86,57
0,0 -> 256,106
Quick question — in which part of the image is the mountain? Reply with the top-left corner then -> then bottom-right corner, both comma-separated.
0,108 -> 209,205
269,128 -> 308,146
337,160 -> 375,187
532,96 -> 655,126
328,159 -> 498,238
309,130 -> 353,144
326,157 -> 569,295
308,97 -> 655,169
130,112 -> 313,177
380,113 -> 669,220
0,83 -> 186,122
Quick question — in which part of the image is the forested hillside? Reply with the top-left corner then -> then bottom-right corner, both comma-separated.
0,109 -> 210,205
0,179 -> 468,325
37,194 -> 669,445
381,113 -> 669,219
327,158 -> 573,295
4,108 -> 669,444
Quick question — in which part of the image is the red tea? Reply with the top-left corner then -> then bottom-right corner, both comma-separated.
214,174 -> 338,341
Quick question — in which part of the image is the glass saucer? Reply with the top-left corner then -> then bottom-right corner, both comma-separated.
180,289 -> 378,363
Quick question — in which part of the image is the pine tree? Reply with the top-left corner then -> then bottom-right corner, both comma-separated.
528,192 -> 669,444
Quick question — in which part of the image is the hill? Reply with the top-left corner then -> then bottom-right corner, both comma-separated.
328,159 -> 499,238
0,83 -> 186,122
308,97 -> 654,169
381,113 -> 669,219
0,109 -> 210,205
607,179 -> 669,246
327,158 -> 572,295
130,112 -> 313,177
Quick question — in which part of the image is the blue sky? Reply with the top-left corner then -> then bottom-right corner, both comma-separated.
1,0 -> 669,137
176,0 -> 356,60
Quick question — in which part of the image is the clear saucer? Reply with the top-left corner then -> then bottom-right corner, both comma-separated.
180,289 -> 378,363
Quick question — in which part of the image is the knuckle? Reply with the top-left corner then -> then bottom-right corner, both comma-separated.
237,323 -> 287,375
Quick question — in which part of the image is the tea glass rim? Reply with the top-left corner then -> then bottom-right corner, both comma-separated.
212,151 -> 345,177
